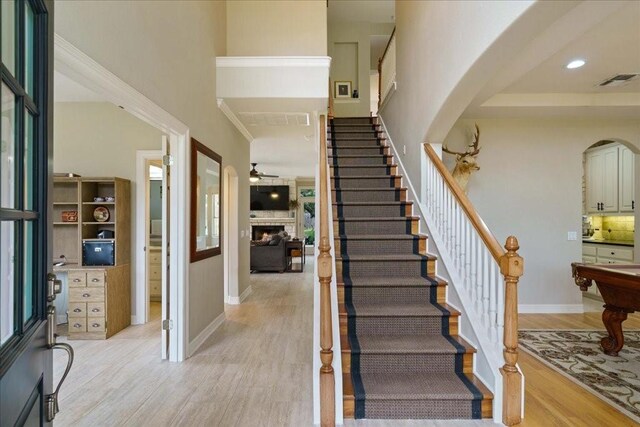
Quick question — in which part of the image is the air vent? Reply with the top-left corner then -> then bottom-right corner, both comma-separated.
599,74 -> 639,87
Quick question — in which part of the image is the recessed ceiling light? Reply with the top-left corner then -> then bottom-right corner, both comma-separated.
566,59 -> 586,69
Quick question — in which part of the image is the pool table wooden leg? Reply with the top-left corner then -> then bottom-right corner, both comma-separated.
601,304 -> 633,356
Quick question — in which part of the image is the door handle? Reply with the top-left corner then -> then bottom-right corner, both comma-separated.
45,341 -> 74,422
45,276 -> 74,422
47,273 -> 62,302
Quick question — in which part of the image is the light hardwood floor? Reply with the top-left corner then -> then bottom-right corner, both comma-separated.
55,267 -> 639,426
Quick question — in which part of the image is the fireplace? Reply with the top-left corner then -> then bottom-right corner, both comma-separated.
252,225 -> 285,241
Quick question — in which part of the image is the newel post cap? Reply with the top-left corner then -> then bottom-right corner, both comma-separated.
500,236 -> 524,278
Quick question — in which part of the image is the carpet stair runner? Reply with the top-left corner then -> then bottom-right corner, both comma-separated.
330,116 -> 493,420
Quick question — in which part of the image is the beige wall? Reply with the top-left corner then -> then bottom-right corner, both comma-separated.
56,0 -> 251,342
380,0 -> 544,197
226,0 -> 327,56
328,22 -> 393,117
442,118 -> 640,307
54,102 -> 163,316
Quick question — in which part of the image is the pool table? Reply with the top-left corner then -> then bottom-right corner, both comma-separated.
572,263 -> 640,356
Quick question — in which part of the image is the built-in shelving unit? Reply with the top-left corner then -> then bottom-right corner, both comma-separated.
53,176 -> 132,340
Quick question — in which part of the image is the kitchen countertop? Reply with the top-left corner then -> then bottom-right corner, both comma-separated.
582,239 -> 634,248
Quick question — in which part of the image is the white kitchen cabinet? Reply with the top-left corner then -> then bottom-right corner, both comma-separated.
586,145 -> 619,213
581,242 -> 634,299
619,145 -> 635,212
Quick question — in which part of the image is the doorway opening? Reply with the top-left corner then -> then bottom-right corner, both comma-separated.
224,166 -> 239,304
53,35 -> 189,361
581,138 -> 638,311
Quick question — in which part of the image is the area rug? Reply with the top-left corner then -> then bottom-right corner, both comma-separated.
519,330 -> 640,423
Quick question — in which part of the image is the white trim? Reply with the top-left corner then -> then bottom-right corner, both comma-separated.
131,315 -> 138,324
135,150 -> 163,326
216,56 -> 332,68
217,99 -> 253,142
55,34 -> 189,362
519,304 -> 584,314
187,312 -> 226,357
228,285 -> 252,305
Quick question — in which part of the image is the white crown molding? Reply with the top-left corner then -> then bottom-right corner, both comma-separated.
187,311 -> 225,357
217,98 -> 254,142
216,56 -> 332,68
482,92 -> 640,108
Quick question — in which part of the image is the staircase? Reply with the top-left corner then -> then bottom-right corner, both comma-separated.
329,116 -> 493,420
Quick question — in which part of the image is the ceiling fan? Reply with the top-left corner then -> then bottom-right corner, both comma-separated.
249,163 -> 279,182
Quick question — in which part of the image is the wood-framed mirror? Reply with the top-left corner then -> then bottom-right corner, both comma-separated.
190,138 -> 222,262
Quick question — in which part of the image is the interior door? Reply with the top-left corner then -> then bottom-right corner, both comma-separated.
161,135 -> 170,359
1,1 -> 64,426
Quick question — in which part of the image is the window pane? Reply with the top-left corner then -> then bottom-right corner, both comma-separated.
23,221 -> 34,323
300,188 -> 315,197
24,112 -> 34,210
1,221 -> 15,345
1,0 -> 16,75
25,1 -> 35,96
1,83 -> 16,209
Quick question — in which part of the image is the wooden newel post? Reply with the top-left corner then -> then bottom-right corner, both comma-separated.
318,114 -> 335,427
499,236 -> 524,426
318,235 -> 335,426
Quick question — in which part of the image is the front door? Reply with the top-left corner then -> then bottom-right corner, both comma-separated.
0,1 -> 56,425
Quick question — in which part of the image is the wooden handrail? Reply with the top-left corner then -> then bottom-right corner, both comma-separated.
424,142 -> 523,425
380,27 -> 396,64
424,143 -> 504,261
318,114 -> 335,426
377,28 -> 395,110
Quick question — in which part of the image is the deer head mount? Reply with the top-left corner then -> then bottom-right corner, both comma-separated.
442,124 -> 481,191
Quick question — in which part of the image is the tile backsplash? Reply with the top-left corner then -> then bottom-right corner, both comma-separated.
589,215 -> 635,241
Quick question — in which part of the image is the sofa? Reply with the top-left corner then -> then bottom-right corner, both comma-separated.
250,233 -> 291,273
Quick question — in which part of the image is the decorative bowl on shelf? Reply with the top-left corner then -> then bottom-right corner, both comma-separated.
61,211 -> 78,222
94,197 -> 105,202
93,206 -> 110,222
105,196 -> 115,202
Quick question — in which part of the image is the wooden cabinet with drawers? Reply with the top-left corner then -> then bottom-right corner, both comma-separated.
66,264 -> 130,339
149,247 -> 162,301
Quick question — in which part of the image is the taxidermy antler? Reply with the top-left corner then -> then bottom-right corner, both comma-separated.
442,124 -> 481,191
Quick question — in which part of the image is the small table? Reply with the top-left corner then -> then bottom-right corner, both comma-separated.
286,240 -> 304,272
572,263 -> 640,356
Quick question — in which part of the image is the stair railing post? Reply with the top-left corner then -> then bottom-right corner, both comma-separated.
499,236 -> 524,426
318,114 -> 335,426
377,57 -> 382,110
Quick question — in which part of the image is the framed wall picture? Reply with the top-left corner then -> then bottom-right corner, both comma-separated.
334,81 -> 352,98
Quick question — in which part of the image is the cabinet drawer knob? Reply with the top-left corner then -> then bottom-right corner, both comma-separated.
611,252 -> 615,255
73,308 -> 81,313
92,308 -> 100,312
92,323 -> 100,328
82,293 -> 90,298
73,323 -> 82,328
92,278 -> 100,282
73,278 -> 81,282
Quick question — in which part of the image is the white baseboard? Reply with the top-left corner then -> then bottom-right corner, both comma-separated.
187,311 -> 225,357
519,304 -> 584,314
228,285 -> 252,305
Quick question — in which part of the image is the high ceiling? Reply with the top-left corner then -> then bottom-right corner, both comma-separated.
328,0 -> 394,24
465,1 -> 640,118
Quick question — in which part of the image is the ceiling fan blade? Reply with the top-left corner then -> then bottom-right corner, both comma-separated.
259,173 -> 279,178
